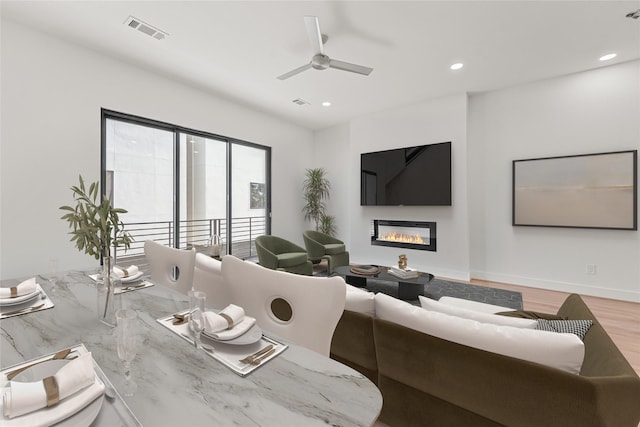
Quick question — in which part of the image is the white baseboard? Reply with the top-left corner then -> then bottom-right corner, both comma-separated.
471,270 -> 640,303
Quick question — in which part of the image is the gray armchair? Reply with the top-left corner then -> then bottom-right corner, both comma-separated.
255,235 -> 313,275
303,230 -> 350,275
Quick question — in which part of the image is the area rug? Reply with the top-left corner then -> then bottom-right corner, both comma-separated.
320,266 -> 523,309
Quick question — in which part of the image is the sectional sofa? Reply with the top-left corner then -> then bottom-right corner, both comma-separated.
330,286 -> 640,427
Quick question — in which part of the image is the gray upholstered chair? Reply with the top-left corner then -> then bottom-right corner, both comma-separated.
255,235 -> 312,276
302,230 -> 350,274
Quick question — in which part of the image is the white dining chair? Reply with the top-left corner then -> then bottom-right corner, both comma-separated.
144,240 -> 196,295
222,255 -> 346,356
192,252 -> 231,309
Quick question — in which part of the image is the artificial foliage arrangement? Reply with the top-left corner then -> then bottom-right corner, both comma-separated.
60,175 -> 133,325
302,168 -> 337,236
59,175 -> 132,259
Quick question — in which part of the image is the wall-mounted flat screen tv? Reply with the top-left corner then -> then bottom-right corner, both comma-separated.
361,141 -> 452,206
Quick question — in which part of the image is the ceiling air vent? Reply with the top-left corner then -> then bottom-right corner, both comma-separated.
124,16 -> 168,40
626,9 -> 640,19
292,98 -> 310,106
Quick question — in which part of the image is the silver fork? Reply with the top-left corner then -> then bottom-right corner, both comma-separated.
239,344 -> 274,364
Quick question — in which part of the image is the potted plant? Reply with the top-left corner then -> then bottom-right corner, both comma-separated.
319,213 -> 337,236
302,168 -> 337,237
60,175 -> 132,325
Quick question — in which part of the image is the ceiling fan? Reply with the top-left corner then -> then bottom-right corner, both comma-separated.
277,16 -> 374,80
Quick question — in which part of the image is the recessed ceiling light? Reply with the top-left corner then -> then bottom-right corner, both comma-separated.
322,101 -> 332,107
450,63 -> 464,70
599,53 -> 617,61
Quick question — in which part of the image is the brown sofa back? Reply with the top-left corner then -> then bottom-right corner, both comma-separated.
331,294 -> 640,427
330,310 -> 378,385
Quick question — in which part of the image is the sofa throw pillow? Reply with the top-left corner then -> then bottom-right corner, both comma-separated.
375,293 -> 585,374
536,319 -> 593,341
418,296 -> 538,329
438,296 -> 518,314
344,284 -> 375,317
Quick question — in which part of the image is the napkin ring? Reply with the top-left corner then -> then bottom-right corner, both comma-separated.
43,376 -> 60,407
219,313 -> 234,329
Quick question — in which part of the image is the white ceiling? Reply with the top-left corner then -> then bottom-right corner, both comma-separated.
2,1 -> 639,131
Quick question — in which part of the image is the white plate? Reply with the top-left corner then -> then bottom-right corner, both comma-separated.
202,323 -> 263,345
6,359 -> 104,427
0,290 -> 40,307
120,271 -> 144,283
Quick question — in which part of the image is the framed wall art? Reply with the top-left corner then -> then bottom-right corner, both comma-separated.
512,150 -> 637,230
250,182 -> 266,209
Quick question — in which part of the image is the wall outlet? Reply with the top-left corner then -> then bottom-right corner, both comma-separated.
585,264 -> 597,275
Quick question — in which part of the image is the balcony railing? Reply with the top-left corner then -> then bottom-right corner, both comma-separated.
114,216 -> 266,261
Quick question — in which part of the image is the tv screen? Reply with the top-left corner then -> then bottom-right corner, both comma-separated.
360,141 -> 452,206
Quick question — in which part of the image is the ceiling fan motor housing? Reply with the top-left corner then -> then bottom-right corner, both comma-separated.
311,54 -> 331,70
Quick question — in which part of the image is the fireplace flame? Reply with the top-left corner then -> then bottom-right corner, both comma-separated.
380,232 -> 424,244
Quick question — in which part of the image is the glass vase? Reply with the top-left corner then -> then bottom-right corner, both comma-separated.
97,256 -> 121,327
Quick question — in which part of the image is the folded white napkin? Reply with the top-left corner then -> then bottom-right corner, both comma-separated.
0,278 -> 37,300
113,265 -> 139,279
3,353 -> 97,419
203,304 -> 256,340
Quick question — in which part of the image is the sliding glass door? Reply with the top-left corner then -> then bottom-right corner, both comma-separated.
180,133 -> 228,254
230,144 -> 269,258
102,110 -> 270,261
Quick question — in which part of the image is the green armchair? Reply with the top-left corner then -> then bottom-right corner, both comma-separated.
255,235 -> 313,276
303,230 -> 350,275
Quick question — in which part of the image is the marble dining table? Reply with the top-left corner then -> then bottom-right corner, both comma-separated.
0,269 -> 382,426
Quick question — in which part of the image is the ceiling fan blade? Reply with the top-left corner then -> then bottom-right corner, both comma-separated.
304,16 -> 324,55
277,63 -> 313,80
328,59 -> 373,76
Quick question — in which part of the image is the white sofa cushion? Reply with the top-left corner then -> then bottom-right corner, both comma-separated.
345,284 -> 375,316
418,296 -> 538,328
438,296 -> 518,314
375,293 -> 584,374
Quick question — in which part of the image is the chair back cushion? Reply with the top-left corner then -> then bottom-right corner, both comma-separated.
144,240 -> 196,295
256,235 -> 307,269
222,255 -> 346,356
303,230 -> 345,258
193,253 -> 230,309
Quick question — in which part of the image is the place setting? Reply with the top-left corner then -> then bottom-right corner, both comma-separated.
88,265 -> 154,294
0,278 -> 54,319
0,343 -> 141,427
157,292 -> 287,377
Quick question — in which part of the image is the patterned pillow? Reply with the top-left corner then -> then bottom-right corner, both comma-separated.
536,319 -> 593,341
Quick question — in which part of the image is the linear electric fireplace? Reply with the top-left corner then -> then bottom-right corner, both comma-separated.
371,220 -> 436,252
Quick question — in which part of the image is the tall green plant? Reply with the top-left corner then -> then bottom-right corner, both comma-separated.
302,168 -> 334,234
59,175 -> 132,259
319,214 -> 337,236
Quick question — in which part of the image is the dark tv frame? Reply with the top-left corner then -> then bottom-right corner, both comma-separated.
512,149 -> 637,230
360,141 -> 452,206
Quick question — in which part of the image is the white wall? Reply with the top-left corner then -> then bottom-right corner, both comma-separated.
469,60 -> 640,301
0,19 -> 313,279
312,124 -> 351,243
327,94 -> 470,281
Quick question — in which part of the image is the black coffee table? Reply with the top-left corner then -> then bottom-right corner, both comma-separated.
334,265 -> 434,301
